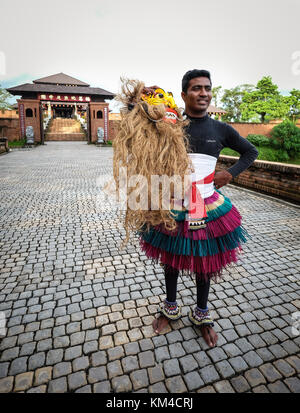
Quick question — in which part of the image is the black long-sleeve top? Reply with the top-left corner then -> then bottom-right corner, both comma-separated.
185,114 -> 259,177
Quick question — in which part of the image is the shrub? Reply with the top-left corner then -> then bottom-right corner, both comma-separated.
270,120 -> 300,158
257,147 -> 290,162
246,134 -> 270,147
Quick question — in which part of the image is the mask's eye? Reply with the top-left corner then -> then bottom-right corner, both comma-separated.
158,93 -> 164,99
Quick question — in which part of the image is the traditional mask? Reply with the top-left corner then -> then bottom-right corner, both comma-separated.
141,88 -> 179,124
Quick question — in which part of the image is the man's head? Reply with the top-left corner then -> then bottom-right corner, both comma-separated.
181,69 -> 212,117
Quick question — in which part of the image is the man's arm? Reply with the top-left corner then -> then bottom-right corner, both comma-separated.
223,124 -> 259,178
214,124 -> 258,189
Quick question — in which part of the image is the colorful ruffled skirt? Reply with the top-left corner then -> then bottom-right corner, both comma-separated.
139,189 -> 249,280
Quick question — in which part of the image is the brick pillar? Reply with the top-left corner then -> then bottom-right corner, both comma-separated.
89,102 -> 110,143
17,99 -> 42,143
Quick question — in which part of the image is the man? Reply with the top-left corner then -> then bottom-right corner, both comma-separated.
151,69 -> 258,348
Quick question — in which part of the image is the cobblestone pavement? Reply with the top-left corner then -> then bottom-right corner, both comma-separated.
0,142 -> 299,394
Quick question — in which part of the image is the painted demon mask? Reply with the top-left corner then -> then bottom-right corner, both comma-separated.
141,88 -> 179,124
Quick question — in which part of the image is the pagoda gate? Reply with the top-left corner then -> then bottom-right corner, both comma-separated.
7,72 -> 115,143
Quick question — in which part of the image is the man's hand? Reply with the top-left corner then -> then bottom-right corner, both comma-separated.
214,170 -> 233,189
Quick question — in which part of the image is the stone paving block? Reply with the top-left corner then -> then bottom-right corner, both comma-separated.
99,336 -> 114,350
130,369 -> 149,391
20,342 -> 36,356
0,363 -> 9,379
122,356 -> 139,373
155,346 -> 170,363
285,355 -> 300,373
267,380 -> 290,393
244,368 -> 266,387
235,324 -> 251,337
27,385 -> 47,393
222,343 -> 242,358
163,359 -> 181,377
72,356 -> 89,372
228,356 -> 249,373
83,341 -> 98,355
8,357 -> 28,376
14,372 -> 34,392
91,351 -> 107,367
111,375 -> 133,392
207,347 -> 227,363
34,367 -> 52,386
259,363 -> 282,382
165,375 -> 188,393
230,375 -> 251,393
149,381 -> 168,393
268,344 -> 288,359
28,352 -> 46,370
284,377 -> 300,393
124,342 -> 140,356
214,380 -> 235,393
221,329 -> 239,342
0,377 -> 14,393
169,342 -> 186,358
0,347 -> 20,362
64,346 -> 82,361
53,362 -> 72,379
107,360 -> 123,379
94,380 -> 111,393
179,354 -> 198,374
184,371 -> 204,391
139,351 -> 155,368
193,350 -> 212,368
235,337 -> 255,353
200,365 -> 220,384
197,385 -> 216,393
256,347 -> 275,362
148,365 -> 165,385
114,331 -> 129,346
68,371 -> 87,391
88,366 -> 107,384
252,385 -> 270,393
182,339 -> 200,354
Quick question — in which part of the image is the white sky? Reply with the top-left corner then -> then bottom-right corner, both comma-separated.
0,0 -> 299,110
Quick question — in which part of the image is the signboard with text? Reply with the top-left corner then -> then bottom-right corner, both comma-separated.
103,107 -> 109,142
19,104 -> 25,138
38,94 -> 91,103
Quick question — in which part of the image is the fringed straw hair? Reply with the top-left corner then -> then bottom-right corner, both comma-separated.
113,78 -> 191,244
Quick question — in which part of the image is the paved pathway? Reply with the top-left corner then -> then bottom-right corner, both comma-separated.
0,142 -> 299,393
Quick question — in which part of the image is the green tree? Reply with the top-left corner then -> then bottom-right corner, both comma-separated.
0,85 -> 12,111
220,84 -> 254,122
286,89 -> 300,122
240,76 -> 289,123
211,86 -> 222,108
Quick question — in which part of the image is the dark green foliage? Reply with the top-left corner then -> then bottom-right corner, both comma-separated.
246,134 -> 270,147
270,120 -> 300,158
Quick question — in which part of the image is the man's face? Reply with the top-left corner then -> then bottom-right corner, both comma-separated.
181,76 -> 212,115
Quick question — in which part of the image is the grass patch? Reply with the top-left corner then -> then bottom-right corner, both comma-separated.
8,139 -> 26,148
221,147 -> 300,165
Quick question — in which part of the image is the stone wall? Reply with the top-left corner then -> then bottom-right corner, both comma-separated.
0,118 -> 20,141
228,120 -> 300,138
216,155 -> 300,203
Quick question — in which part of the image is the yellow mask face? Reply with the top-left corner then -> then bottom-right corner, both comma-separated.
141,88 -> 177,110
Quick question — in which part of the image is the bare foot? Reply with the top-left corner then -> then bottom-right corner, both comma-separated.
200,325 -> 218,347
152,315 -> 170,334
